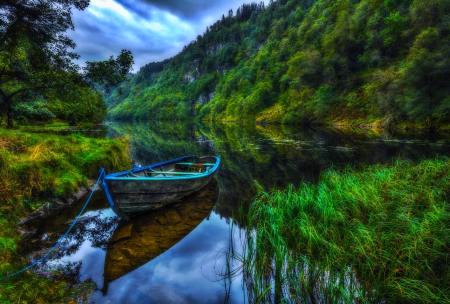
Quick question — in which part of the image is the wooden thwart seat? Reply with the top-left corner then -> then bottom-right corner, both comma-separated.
175,162 -> 216,173
175,162 -> 195,166
147,170 -> 201,175
175,162 -> 216,166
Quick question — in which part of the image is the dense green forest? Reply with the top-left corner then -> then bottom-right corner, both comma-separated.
107,0 -> 450,129
0,1 -> 133,128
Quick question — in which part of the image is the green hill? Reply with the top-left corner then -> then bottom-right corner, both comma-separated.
107,0 -> 450,130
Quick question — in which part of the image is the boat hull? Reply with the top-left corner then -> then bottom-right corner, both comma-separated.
106,174 -> 215,213
101,156 -> 219,216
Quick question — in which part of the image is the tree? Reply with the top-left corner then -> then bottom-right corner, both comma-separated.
0,0 -> 133,128
401,27 -> 450,128
380,11 -> 409,54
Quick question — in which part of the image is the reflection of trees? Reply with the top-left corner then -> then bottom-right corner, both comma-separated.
20,190 -> 120,259
107,121 -> 214,166
21,178 -> 219,289
31,216 -> 118,260
22,214 -> 119,260
59,216 -> 119,255
105,121 -> 450,227
24,124 -> 109,138
202,123 -> 335,223
18,121 -> 450,298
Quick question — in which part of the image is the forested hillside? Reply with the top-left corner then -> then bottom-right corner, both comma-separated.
107,0 -> 450,129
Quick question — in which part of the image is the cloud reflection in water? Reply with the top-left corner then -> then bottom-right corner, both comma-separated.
89,212 -> 244,303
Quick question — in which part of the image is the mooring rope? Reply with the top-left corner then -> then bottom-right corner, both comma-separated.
0,169 -> 104,282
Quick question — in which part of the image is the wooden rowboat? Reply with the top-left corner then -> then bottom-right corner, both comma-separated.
99,155 -> 220,217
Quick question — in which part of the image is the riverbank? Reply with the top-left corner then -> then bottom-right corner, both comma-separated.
213,109 -> 450,132
244,158 -> 450,303
0,125 -> 130,303
329,118 -> 450,133
253,108 -> 450,132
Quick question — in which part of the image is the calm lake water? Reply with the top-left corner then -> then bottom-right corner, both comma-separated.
20,122 -> 450,303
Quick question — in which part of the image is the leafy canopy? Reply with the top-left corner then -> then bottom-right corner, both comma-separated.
0,0 -> 134,127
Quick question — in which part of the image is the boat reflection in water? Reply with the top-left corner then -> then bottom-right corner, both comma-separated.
101,179 -> 219,296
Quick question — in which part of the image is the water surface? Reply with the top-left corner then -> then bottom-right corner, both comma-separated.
20,122 -> 450,303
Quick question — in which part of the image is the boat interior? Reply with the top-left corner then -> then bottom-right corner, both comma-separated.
125,159 -> 216,177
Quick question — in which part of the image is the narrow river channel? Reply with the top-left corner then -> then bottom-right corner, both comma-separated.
19,121 -> 450,303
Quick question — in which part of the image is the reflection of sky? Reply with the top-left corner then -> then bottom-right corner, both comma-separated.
74,212 -> 246,303
60,209 -> 117,287
74,241 -> 106,288
24,123 -> 450,303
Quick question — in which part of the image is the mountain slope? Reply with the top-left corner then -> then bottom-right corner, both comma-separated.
107,0 -> 450,129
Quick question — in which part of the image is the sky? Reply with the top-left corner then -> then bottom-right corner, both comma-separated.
68,0 -> 260,72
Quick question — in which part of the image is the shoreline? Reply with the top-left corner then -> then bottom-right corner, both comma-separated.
2,120 -> 449,302
0,126 -> 130,303
18,179 -> 97,228
198,115 -> 450,132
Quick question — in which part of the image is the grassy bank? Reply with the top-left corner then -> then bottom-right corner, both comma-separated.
0,126 -> 130,303
244,158 -> 450,303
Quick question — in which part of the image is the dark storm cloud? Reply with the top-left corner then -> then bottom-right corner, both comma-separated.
69,0 -> 263,70
140,0 -> 228,19
115,0 -> 154,20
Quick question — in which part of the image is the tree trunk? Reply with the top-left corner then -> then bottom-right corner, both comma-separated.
0,89 -> 14,129
6,101 -> 13,129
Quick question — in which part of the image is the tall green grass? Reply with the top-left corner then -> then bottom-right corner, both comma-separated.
243,158 -> 450,303
0,127 -> 130,302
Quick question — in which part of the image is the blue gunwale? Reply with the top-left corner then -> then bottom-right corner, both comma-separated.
104,155 -> 220,181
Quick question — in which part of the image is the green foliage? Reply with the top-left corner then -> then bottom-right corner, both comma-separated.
381,12 -> 410,47
309,85 -> 334,119
243,158 -> 450,302
0,128 -> 130,203
0,1 -> 133,128
288,49 -> 323,93
400,27 -> 450,127
107,0 -> 450,129
0,127 -> 129,303
84,50 -> 134,93
13,101 -> 56,123
47,88 -> 107,125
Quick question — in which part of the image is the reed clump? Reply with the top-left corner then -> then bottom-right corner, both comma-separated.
245,158 -> 450,303
0,127 -> 129,302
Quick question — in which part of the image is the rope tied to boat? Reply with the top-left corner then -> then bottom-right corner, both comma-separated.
0,168 -> 105,282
